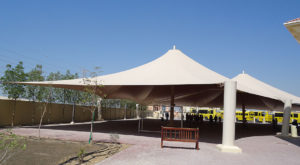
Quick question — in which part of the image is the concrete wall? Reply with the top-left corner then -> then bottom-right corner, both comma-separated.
0,99 -> 140,127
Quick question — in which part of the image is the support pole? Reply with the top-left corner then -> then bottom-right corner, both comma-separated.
138,118 -> 141,133
281,100 -> 292,136
217,80 -> 242,153
136,104 -> 140,119
242,103 -> 246,124
170,86 -> 175,126
124,103 -> 127,120
97,98 -> 103,121
141,118 -> 144,130
70,102 -> 75,124
181,106 -> 183,128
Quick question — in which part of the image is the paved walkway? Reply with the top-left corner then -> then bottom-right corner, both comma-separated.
11,119 -> 300,165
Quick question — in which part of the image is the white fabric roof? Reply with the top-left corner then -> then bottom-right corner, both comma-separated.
0,96 -> 7,100
24,47 -> 228,86
233,73 -> 300,110
94,48 -> 228,85
0,95 -> 29,101
16,47 -> 300,110
18,47 -> 228,105
284,18 -> 300,44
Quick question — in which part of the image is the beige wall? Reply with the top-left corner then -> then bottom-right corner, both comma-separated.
0,99 -> 93,126
0,99 -> 139,127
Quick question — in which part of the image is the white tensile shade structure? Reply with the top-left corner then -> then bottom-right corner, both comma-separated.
15,47 -> 300,152
17,47 -> 230,107
284,18 -> 300,44
16,47 -> 231,127
233,72 -> 300,136
16,47 -> 242,152
16,47 -> 300,152
233,72 -> 300,109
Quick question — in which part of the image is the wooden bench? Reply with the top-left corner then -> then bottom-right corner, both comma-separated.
161,126 -> 199,150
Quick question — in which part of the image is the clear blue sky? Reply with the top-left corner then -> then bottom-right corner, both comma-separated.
0,0 -> 299,96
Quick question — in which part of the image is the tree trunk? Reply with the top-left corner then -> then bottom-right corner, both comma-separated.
89,109 -> 95,144
97,98 -> 102,120
38,102 -> 48,140
63,89 -> 65,121
11,99 -> 17,127
31,100 -> 36,125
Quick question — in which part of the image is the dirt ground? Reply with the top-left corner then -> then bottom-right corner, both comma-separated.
9,119 -> 300,165
2,137 -> 128,165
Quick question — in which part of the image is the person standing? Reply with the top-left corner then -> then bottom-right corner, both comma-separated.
165,112 -> 169,121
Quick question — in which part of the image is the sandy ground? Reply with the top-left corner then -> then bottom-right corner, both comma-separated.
0,137 -> 126,165
10,119 -> 300,165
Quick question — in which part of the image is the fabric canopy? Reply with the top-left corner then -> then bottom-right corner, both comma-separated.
17,47 -> 229,105
233,73 -> 300,111
284,18 -> 300,44
16,47 -> 300,110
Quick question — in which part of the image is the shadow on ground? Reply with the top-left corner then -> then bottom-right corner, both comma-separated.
162,145 -> 198,150
24,119 -> 283,144
277,135 -> 300,147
